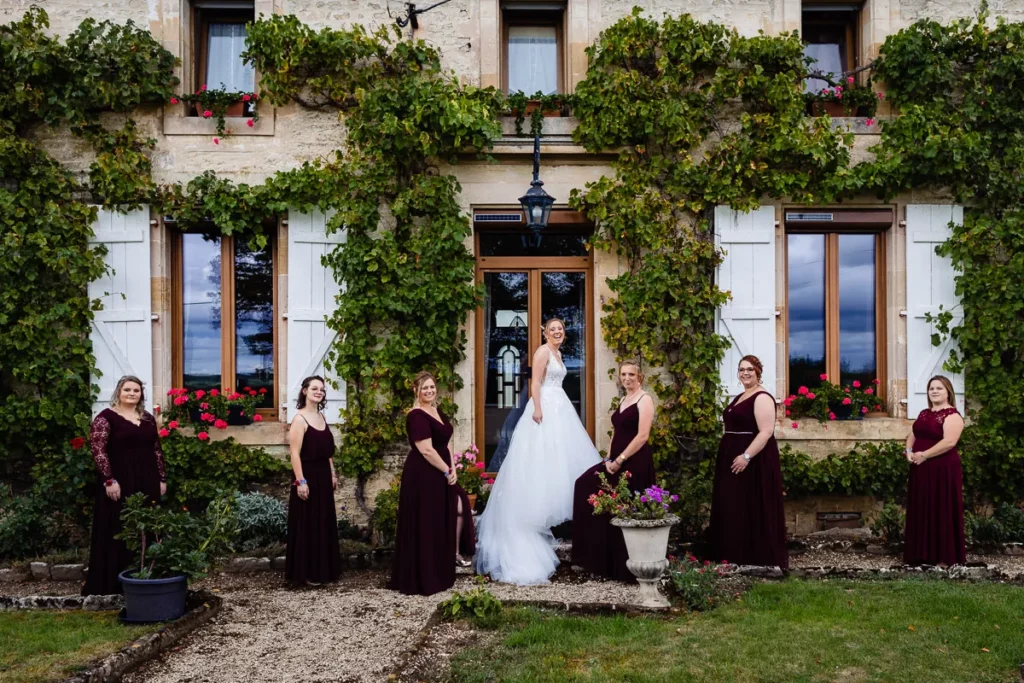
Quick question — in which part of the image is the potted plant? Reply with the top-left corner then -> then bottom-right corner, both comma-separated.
804,76 -> 882,118
784,375 -> 882,422
505,90 -> 571,137
165,386 -> 266,427
116,493 -> 235,622
170,86 -> 260,136
452,444 -> 485,509
588,473 -> 679,608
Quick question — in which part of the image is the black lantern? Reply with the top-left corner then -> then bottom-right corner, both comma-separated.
518,134 -> 555,237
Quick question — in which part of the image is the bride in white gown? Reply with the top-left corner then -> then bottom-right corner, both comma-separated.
474,318 -> 600,584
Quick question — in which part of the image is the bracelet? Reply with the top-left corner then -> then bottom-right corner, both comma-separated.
294,478 -> 308,486
104,478 -> 117,487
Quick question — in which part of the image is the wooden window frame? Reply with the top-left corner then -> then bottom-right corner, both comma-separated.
193,4 -> 254,98
783,213 -> 889,411
501,8 -> 565,95
171,228 -> 279,420
802,5 -> 862,78
474,217 -> 594,472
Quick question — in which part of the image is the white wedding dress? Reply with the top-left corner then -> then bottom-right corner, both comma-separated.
474,352 -> 600,584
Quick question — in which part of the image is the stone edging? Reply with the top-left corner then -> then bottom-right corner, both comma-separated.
56,591 -> 223,683
789,540 -> 1024,556
0,549 -> 394,582
0,594 -> 122,611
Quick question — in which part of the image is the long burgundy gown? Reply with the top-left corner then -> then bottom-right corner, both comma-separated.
904,407 -> 966,566
387,409 -> 475,596
82,409 -> 165,596
571,400 -> 656,583
285,415 -> 342,584
709,391 -> 789,568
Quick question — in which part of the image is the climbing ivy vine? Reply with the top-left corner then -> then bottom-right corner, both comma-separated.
569,10 -> 853,475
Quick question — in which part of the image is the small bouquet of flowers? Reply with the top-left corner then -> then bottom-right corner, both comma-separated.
452,444 -> 485,496
588,472 -> 678,521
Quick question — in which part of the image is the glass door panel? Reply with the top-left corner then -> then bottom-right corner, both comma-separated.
541,271 -> 587,423
482,272 -> 530,470
787,233 -> 827,390
838,234 -> 877,386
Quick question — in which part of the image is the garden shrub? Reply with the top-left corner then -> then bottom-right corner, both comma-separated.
668,554 -> 730,611
371,477 -> 401,547
780,441 -> 908,501
869,502 -> 906,545
439,577 -> 502,622
966,503 -> 1024,545
233,492 -> 287,552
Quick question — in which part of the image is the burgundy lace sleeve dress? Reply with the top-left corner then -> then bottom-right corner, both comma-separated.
82,409 -> 165,596
708,392 -> 789,568
571,399 -> 656,582
285,415 -> 343,585
388,409 -> 474,596
903,407 -> 966,566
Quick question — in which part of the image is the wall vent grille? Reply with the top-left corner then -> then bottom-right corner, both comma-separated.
786,212 -> 834,222
474,213 -> 523,223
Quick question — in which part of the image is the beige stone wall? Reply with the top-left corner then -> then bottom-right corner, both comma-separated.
6,0 -> 1004,509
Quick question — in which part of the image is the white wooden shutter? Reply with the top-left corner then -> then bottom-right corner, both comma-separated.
88,208 -> 153,416
715,206 -> 777,398
906,205 -> 964,416
287,208 -> 346,423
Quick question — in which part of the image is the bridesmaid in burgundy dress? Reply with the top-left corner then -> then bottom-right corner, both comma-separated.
388,371 -> 475,596
572,360 -> 656,582
286,376 -> 343,586
904,375 -> 966,566
709,355 -> 788,568
83,376 -> 167,596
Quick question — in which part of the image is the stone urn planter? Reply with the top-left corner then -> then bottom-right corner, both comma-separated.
611,514 -> 679,608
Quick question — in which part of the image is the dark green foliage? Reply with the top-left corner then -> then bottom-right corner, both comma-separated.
160,432 -> 286,510
869,502 -> 906,545
569,10 -> 852,483
439,577 -> 503,622
370,478 -> 400,547
117,493 -> 235,581
780,441 -> 908,500
966,503 -> 1024,545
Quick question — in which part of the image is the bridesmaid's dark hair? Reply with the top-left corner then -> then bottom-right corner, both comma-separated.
296,375 -> 327,411
927,375 -> 956,408
738,355 -> 763,383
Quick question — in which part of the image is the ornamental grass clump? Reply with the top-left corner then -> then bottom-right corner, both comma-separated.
588,472 -> 679,521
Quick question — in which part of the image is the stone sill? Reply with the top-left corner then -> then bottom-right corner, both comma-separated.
162,101 -> 275,136
777,417 -> 909,441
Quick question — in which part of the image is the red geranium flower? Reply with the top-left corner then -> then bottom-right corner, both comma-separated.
259,388 -> 267,394
852,380 -> 861,388
195,390 -> 206,399
168,420 -> 179,430
70,436 -> 86,450
806,392 -> 816,400
865,388 -> 874,395
798,386 -> 809,396
159,428 -> 170,438
819,374 -> 828,381
170,97 -> 178,104
253,414 -> 264,422
246,119 -> 254,127
214,419 -> 228,430
197,431 -> 210,441
210,389 -> 219,397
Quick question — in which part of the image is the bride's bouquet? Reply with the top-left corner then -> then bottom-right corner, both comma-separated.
588,472 -> 679,521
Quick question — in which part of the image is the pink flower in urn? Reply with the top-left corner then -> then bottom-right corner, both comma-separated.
842,397 -> 852,405
210,389 -> 220,397
798,386 -> 809,396
806,392 -> 816,400
203,110 -> 212,118
784,396 -> 794,407
200,402 -> 209,409
874,404 -> 882,411
173,396 -> 188,406
819,374 -> 828,381
865,388 -> 874,395
852,380 -> 861,388
195,390 -> 206,399
829,412 -> 836,420
861,406 -> 868,414
253,414 -> 264,422
197,431 -> 210,441
214,419 -> 228,430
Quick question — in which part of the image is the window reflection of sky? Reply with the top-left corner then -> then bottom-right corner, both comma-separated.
183,235 -> 221,382
788,234 -> 826,363
838,234 -> 876,375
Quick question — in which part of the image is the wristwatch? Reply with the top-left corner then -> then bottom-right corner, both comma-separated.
742,453 -> 751,462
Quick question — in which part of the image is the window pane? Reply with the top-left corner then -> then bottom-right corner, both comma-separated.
802,20 -> 848,93
788,234 -> 826,390
478,229 -> 588,257
542,272 -> 586,424
235,240 -> 274,408
838,234 -> 876,387
482,272 -> 529,471
508,25 -> 558,95
182,234 -> 222,391
206,23 -> 255,91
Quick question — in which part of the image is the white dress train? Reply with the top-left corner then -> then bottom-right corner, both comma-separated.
474,353 -> 600,584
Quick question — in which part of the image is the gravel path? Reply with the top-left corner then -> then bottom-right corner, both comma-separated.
123,568 -> 636,683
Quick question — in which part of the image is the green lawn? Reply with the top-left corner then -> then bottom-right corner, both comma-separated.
450,579 -> 1024,682
0,611 -> 158,683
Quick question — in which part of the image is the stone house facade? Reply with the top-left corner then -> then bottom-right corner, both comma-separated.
7,0 -> 1018,529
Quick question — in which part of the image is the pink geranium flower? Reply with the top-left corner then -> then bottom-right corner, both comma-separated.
798,386 -> 809,396
253,414 -> 263,422
214,419 -> 228,430
806,392 -> 816,400
159,428 -> 170,438
197,431 -> 210,441
852,380 -> 861,388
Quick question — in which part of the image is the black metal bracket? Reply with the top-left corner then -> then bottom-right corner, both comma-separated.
395,0 -> 454,30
